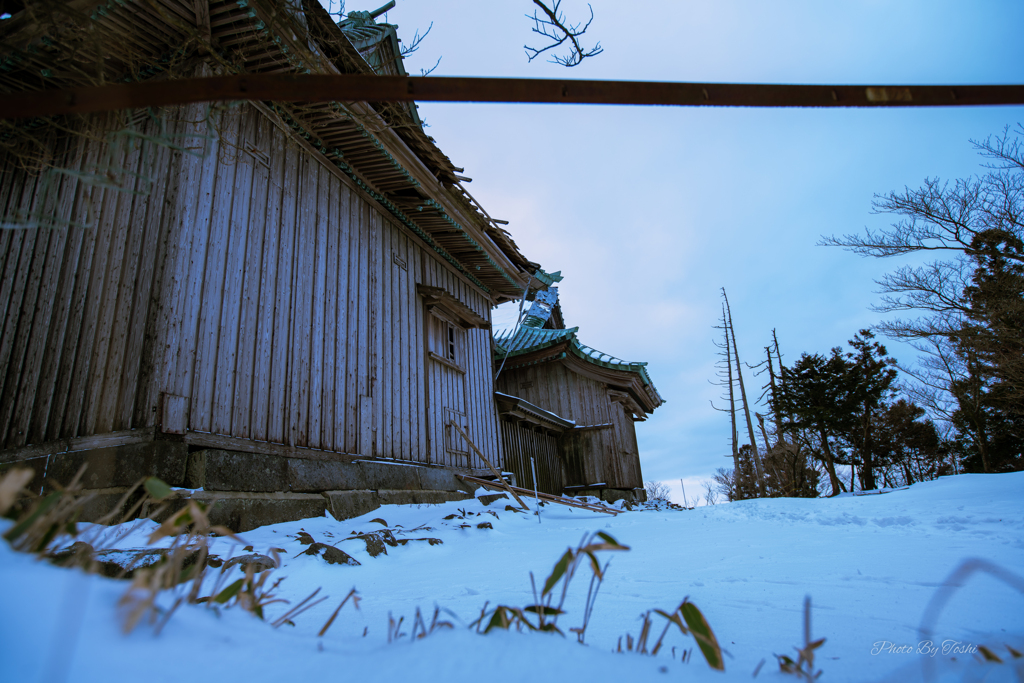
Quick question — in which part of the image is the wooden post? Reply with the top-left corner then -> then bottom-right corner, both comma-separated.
531,456 -> 541,523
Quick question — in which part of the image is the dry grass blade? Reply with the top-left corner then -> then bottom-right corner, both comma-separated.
318,588 -> 359,637
92,479 -> 146,526
775,596 -> 823,680
153,597 -> 183,637
271,587 -> 326,628
0,468 -> 34,515
2,464 -> 101,555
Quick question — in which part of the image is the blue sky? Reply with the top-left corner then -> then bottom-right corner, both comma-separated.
326,0 -> 1024,498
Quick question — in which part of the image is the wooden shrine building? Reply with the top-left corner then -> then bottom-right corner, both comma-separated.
493,288 -> 665,503
0,0 -> 562,528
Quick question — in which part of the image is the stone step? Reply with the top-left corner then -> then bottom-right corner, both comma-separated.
138,488 -> 474,532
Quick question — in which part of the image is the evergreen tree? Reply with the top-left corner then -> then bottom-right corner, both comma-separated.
772,332 -> 897,495
858,399 -> 943,487
963,229 -> 1024,418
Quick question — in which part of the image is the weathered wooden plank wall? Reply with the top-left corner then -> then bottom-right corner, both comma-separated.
420,257 -> 500,469
0,115 -> 180,447
0,102 -> 503,469
495,363 -> 642,489
500,419 -> 564,495
609,397 -> 643,488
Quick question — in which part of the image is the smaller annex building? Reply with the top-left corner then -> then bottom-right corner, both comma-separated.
493,289 -> 664,503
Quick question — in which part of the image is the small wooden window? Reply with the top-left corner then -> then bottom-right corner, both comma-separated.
427,311 -> 466,373
446,323 -> 457,362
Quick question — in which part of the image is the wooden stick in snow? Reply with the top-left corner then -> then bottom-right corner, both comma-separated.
459,475 -> 618,516
450,421 -> 530,511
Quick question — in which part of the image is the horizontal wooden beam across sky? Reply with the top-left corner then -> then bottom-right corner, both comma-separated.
3,75 -> 1024,120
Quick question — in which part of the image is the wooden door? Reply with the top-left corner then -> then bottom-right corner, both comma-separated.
559,425 -> 612,487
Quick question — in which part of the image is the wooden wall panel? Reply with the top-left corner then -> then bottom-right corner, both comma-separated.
343,184 -> 361,453
495,362 -> 645,490
0,102 -> 507,473
210,110 -> 249,437
121,125 -> 179,432
9,143 -> 81,443
188,107 -> 233,435
289,152 -> 314,448
330,182 -> 350,452
0,152 -> 56,443
418,255 -> 500,469
378,213 -> 390,458
268,135 -> 298,445
500,419 -> 564,495
0,113 -> 197,447
84,135 -> 142,434
231,112 -> 271,440
321,168 -> 340,452
0,175 -> 41,419
249,112 -> 283,443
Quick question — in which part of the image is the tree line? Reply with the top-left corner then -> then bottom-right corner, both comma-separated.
713,125 -> 1024,499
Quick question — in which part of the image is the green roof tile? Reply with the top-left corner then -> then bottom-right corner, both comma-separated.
494,326 -> 661,397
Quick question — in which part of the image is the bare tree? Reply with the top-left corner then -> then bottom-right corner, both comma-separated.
723,290 -> 768,496
644,480 -> 670,502
712,468 -> 736,501
702,479 -> 719,506
524,0 -> 603,67
712,301 -> 745,499
820,125 -> 1024,346
900,336 -> 991,471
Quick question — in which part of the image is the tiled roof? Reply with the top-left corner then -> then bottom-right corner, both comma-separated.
494,326 -> 661,396
494,326 -> 577,355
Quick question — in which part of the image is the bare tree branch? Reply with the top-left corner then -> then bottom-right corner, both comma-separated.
399,21 -> 432,59
524,0 -> 603,68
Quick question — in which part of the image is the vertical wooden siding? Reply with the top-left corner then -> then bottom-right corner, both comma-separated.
495,363 -> 643,489
0,115 -> 181,447
500,419 -> 564,495
420,256 -> 501,469
0,103 -> 503,469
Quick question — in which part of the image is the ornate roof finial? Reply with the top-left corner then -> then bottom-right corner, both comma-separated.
343,1 -> 395,28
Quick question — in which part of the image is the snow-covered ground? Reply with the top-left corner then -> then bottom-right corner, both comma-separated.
2,473 -> 1023,682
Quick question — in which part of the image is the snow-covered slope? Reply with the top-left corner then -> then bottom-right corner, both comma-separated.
2,473 -> 1022,682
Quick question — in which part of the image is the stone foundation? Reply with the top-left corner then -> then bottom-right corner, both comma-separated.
2,441 -> 475,531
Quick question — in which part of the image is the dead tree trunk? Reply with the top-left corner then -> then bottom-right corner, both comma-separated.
722,304 -> 744,500
767,331 -> 786,445
723,290 -> 766,497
